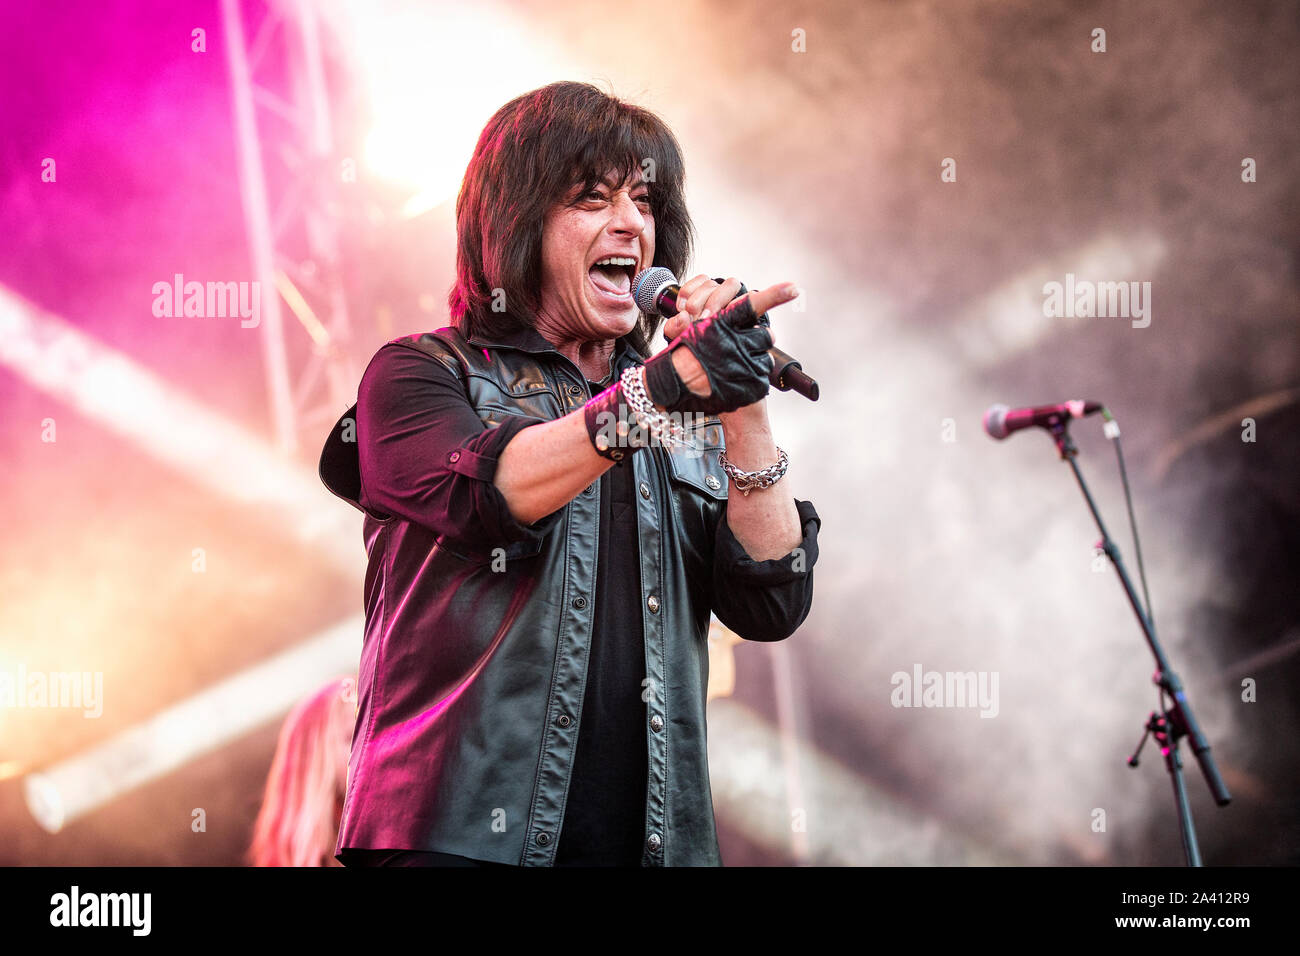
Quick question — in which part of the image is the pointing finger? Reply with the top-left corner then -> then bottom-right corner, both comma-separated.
744,282 -> 801,321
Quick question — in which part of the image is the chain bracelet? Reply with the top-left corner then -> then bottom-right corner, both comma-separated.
718,447 -> 789,496
619,365 -> 695,450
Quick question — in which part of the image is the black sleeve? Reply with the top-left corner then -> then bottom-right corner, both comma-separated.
355,343 -> 564,547
709,498 -> 821,642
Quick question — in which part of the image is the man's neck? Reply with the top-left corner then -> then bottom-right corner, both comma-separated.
538,331 -> 618,385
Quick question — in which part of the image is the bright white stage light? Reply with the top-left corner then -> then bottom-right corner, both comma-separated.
23,616 -> 362,833
0,287 -> 363,574
327,0 -> 577,214
0,288 -> 370,832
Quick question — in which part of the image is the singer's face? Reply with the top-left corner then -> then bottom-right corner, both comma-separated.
536,169 -> 654,344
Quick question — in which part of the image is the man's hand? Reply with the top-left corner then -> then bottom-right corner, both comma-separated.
662,276 -> 800,398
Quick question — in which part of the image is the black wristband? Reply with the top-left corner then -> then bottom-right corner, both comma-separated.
582,380 -> 642,462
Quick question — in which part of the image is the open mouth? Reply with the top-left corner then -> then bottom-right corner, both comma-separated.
588,256 -> 637,304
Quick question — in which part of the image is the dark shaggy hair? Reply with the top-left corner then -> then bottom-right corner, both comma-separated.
448,81 -> 694,358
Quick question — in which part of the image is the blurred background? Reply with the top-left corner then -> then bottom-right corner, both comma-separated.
1,0 -> 1296,865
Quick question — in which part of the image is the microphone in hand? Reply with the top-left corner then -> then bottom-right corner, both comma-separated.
635,267 -> 819,402
640,293 -> 776,415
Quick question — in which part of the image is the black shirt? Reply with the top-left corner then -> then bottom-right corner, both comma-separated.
553,383 -> 649,866
342,459 -> 647,870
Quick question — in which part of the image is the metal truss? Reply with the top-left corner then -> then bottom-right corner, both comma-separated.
221,0 -> 359,454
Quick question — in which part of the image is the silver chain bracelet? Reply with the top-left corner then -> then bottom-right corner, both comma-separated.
718,447 -> 789,496
619,365 -> 696,451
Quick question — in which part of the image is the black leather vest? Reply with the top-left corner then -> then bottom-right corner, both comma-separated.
319,323 -> 732,865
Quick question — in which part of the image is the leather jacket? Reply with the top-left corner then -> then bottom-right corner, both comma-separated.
318,321 -> 821,866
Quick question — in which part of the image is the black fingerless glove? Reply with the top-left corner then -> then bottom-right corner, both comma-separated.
641,294 -> 774,415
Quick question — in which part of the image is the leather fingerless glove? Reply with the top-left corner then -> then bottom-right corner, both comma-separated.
641,294 -> 774,416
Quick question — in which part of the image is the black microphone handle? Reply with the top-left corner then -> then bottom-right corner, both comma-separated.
768,346 -> 820,401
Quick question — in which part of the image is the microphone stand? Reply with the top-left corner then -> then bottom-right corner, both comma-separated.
1045,419 -> 1230,866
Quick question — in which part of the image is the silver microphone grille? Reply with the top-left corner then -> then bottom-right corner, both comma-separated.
632,266 -> 678,316
983,404 -> 1011,440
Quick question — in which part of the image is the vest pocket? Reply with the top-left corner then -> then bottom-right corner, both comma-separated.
663,422 -> 728,501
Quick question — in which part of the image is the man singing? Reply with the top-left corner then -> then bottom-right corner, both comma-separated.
319,81 -> 821,866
